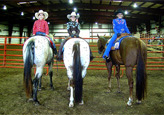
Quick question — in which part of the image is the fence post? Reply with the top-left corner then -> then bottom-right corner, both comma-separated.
3,37 -> 7,67
46,68 -> 49,75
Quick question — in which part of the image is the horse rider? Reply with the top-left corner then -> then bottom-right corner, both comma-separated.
57,12 -> 94,61
33,10 -> 57,55
103,9 -> 131,62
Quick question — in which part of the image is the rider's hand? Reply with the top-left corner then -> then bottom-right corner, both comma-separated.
117,33 -> 121,37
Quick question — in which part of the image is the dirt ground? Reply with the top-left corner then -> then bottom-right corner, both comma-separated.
0,68 -> 164,114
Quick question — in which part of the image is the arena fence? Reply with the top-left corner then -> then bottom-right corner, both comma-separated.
0,36 -> 164,77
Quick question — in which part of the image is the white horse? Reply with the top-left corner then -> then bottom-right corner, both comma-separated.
23,36 -> 55,105
63,38 -> 90,107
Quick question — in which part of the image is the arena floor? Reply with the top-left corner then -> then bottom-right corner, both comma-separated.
0,68 -> 164,114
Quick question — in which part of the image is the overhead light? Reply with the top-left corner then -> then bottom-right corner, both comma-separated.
133,3 -> 138,8
95,22 -> 98,25
21,12 -> 24,16
33,16 -> 35,20
74,7 -> 77,11
17,1 -> 37,5
69,0 -> 73,4
3,5 -> 7,10
29,1 -> 37,3
17,2 -> 26,5
125,10 -> 128,15
113,0 -> 122,2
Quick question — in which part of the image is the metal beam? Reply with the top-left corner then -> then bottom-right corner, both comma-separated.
4,3 -> 164,15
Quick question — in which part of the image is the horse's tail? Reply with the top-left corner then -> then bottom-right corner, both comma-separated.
23,40 -> 34,98
73,42 -> 83,103
136,39 -> 147,101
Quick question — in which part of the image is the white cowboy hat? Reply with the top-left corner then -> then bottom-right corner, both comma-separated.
67,12 -> 80,19
35,10 -> 48,20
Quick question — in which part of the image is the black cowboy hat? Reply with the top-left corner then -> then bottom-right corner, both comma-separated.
114,9 -> 124,16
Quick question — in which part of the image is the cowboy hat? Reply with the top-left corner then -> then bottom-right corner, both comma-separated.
114,9 -> 124,16
35,10 -> 48,20
67,12 -> 80,19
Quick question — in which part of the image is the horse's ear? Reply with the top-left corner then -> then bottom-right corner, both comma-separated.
97,34 -> 100,39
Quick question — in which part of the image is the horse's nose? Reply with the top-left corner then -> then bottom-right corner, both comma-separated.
98,50 -> 101,54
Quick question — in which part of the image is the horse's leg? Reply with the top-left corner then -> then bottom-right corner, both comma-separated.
48,62 -> 54,90
38,76 -> 42,91
67,68 -> 74,107
106,61 -> 113,92
77,68 -> 87,105
67,79 -> 70,90
115,64 -> 121,93
69,79 -> 74,107
126,66 -> 133,106
33,66 -> 43,105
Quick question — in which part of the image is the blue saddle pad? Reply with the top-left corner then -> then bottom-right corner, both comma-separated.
110,35 -> 132,50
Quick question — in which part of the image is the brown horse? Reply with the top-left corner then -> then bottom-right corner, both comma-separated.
97,34 -> 147,106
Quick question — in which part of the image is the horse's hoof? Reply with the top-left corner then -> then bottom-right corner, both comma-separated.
69,102 -> 74,107
27,98 -> 33,102
79,100 -> 84,105
127,98 -> 133,106
34,101 -> 40,106
50,87 -> 55,91
106,89 -> 111,93
127,101 -> 132,106
136,100 -> 142,104
127,97 -> 133,106
67,87 -> 70,91
117,90 -> 121,93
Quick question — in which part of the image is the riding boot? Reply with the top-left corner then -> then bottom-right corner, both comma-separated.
104,55 -> 111,63
53,48 -> 57,55
90,48 -> 94,61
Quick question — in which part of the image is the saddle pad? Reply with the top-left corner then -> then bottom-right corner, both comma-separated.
108,36 -> 132,50
45,36 -> 54,48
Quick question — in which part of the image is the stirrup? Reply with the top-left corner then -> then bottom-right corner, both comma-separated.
53,48 -> 57,55
104,56 -> 111,63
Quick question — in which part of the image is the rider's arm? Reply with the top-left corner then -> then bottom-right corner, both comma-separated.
33,21 -> 37,35
67,22 -> 72,36
45,21 -> 49,35
76,23 -> 80,36
113,19 -> 118,34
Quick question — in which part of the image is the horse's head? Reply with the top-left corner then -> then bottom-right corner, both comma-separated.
97,34 -> 109,54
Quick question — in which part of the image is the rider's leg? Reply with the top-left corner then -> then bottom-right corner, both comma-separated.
90,48 -> 94,61
103,33 -> 117,59
48,37 -> 57,55
35,32 -> 46,36
57,39 -> 68,61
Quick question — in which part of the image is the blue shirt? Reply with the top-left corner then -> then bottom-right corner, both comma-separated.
113,18 -> 130,34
